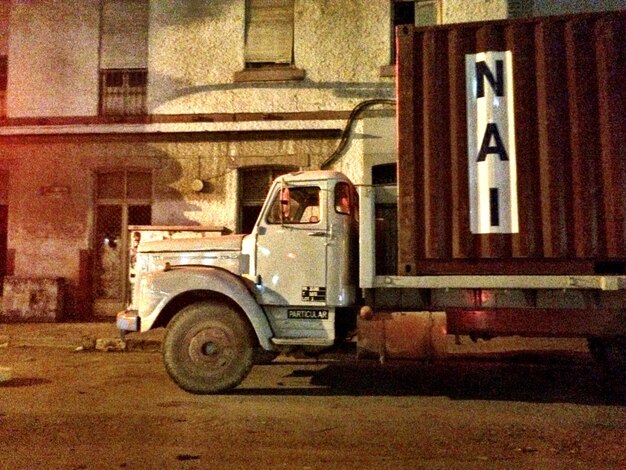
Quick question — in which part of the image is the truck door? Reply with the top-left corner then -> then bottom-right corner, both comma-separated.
255,183 -> 328,307
325,181 -> 358,306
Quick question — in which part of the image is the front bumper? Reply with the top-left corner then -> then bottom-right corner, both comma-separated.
116,309 -> 140,333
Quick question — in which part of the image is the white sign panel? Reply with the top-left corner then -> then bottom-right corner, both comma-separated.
466,51 -> 519,234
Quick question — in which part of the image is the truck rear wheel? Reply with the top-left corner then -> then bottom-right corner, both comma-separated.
588,337 -> 626,400
163,301 -> 255,394
587,337 -> 608,363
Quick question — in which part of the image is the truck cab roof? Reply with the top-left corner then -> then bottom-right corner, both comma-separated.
277,170 -> 351,185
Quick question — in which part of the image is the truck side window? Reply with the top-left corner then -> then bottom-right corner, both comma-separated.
267,186 -> 321,224
335,182 -> 351,215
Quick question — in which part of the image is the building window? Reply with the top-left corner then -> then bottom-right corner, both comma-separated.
235,0 -> 305,82
99,0 -> 148,114
245,0 -> 294,68
373,164 -> 398,275
239,166 -> 298,233
94,170 -> 152,304
99,69 -> 147,116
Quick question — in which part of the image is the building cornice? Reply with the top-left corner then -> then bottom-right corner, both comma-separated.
0,111 -> 352,136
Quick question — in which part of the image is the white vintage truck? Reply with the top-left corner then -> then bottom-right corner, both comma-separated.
117,12 -> 626,394
117,168 -> 626,394
118,170 -> 368,393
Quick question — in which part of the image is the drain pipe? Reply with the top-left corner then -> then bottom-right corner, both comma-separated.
320,98 -> 396,169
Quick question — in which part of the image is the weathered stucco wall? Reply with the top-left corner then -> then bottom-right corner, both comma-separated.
149,135 -> 336,227
148,0 -> 394,115
8,0 -> 100,117
534,0 -> 626,16
443,0 -> 508,23
2,141 -> 159,279
328,113 -> 397,187
1,132 -> 339,278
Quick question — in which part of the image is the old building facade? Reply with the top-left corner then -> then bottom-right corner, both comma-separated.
0,0 -> 623,318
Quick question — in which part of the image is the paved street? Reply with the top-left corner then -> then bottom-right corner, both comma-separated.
1,324 -> 625,469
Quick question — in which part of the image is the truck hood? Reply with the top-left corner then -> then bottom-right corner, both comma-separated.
138,234 -> 246,253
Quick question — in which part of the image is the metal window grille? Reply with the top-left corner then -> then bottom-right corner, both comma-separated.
99,69 -> 147,116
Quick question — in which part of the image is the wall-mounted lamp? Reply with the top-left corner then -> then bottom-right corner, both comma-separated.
190,179 -> 206,192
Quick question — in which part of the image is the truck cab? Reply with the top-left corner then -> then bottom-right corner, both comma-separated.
117,170 -> 359,393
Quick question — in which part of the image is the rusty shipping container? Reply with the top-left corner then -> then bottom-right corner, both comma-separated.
396,11 -> 626,276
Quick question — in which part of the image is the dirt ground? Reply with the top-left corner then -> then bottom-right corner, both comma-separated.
1,337 -> 625,470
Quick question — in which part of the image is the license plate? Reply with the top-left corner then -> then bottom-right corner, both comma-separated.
287,309 -> 330,320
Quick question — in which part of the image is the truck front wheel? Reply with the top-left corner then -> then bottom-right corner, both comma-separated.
163,301 -> 255,394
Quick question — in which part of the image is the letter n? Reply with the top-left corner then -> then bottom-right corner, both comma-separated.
476,60 -> 504,98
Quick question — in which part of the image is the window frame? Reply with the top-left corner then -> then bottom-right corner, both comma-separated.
98,68 -> 148,116
266,185 -> 322,225
235,0 -> 305,82
238,166 -> 299,233
93,169 -> 153,305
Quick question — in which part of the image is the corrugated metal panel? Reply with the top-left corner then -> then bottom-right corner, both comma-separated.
396,11 -> 626,276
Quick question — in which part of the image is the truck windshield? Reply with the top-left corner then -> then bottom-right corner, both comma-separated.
267,186 -> 321,224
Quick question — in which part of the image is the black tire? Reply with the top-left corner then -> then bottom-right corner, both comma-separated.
590,337 -> 626,401
163,301 -> 255,394
587,337 -> 608,363
604,337 -> 626,372
253,348 -> 280,365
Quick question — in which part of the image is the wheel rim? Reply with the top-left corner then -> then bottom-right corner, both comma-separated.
187,327 -> 236,371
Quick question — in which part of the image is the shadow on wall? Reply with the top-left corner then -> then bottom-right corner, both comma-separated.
149,71 -> 395,110
153,147 -> 206,226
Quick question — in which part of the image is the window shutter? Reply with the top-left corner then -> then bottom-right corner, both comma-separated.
100,0 -> 149,69
245,0 -> 294,65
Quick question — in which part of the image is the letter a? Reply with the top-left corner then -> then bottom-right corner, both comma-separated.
477,123 -> 509,162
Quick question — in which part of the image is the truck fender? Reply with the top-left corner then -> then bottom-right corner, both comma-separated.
144,267 -> 274,350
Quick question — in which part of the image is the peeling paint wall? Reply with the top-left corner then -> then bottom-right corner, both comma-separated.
0,131 -> 340,316
1,277 -> 64,321
148,135 -> 337,227
8,0 -> 100,117
443,0 -> 509,23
